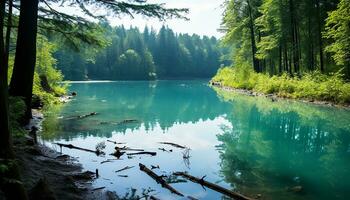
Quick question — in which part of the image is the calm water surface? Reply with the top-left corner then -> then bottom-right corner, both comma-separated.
41,80 -> 350,200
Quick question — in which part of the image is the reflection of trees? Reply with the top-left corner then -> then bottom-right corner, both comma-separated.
42,81 -> 232,140
215,88 -> 350,200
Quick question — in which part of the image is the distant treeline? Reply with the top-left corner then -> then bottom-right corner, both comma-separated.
54,24 -> 229,80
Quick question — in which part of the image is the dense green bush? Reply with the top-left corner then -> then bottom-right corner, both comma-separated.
212,67 -> 350,104
8,35 -> 67,106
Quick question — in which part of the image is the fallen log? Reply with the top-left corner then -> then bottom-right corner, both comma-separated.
92,187 -> 105,191
101,159 -> 121,164
115,146 -> 144,152
150,196 -> 160,200
106,140 -> 126,145
66,112 -> 98,120
127,152 -> 157,156
159,142 -> 186,149
115,166 -> 134,173
107,140 -> 117,144
158,148 -> 173,152
110,150 -> 125,159
118,119 -> 139,124
187,196 -> 199,200
53,143 -> 103,155
174,172 -> 255,200
139,163 -> 183,197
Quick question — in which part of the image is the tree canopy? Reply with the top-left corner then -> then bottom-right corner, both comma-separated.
221,0 -> 349,77
55,25 -> 229,80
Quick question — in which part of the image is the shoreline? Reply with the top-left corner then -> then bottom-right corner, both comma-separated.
12,106 -> 116,200
210,81 -> 350,109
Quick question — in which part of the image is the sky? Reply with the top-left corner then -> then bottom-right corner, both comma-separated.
107,0 -> 226,38
54,0 -> 225,38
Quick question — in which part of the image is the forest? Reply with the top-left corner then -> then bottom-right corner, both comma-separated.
213,0 -> 350,104
1,0 -> 350,199
56,24 -> 228,80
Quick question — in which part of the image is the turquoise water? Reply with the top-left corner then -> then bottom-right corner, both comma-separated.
42,80 -> 350,200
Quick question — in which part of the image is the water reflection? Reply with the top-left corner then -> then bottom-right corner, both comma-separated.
41,81 -> 350,200
43,81 -> 232,140
215,89 -> 350,200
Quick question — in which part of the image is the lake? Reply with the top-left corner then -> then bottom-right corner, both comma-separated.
41,80 -> 350,200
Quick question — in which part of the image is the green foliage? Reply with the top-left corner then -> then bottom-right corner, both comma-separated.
324,0 -> 350,69
55,25 -> 229,80
35,36 -> 67,97
213,67 -> 350,104
8,35 -> 67,105
222,0 -> 347,76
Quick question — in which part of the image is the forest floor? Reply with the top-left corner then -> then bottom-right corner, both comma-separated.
210,81 -> 350,109
9,109 -> 119,200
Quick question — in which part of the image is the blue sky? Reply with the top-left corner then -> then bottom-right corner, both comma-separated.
107,0 -> 225,38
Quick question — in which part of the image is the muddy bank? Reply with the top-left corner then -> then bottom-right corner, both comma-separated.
209,81 -> 350,109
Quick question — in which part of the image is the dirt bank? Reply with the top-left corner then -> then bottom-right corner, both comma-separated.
2,109 -> 118,200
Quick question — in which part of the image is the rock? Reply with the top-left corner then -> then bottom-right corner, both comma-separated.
71,171 -> 95,180
31,94 -> 43,109
71,92 -> 77,96
288,185 -> 303,193
29,177 -> 56,200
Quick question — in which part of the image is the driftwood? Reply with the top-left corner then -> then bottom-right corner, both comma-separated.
158,148 -> 173,152
115,166 -> 134,173
100,119 -> 139,126
100,159 -> 121,164
139,163 -> 183,197
174,172 -> 255,200
159,142 -> 186,149
118,119 -> 139,124
115,146 -> 144,152
150,196 -> 161,200
107,140 -> 126,145
111,150 -> 125,159
187,196 -> 199,200
92,187 -> 105,191
127,152 -> 157,156
54,143 -> 103,155
66,112 -> 98,120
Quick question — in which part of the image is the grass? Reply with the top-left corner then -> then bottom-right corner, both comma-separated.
212,67 -> 350,104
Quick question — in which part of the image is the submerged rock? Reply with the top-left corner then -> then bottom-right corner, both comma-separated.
288,185 -> 303,193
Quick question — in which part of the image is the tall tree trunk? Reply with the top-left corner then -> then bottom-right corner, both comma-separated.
279,45 -> 282,74
315,0 -> 324,72
4,0 -> 12,68
284,44 -> 289,73
0,1 -> 28,199
0,0 -> 12,160
307,11 -> 315,71
247,0 -> 259,72
9,0 -> 39,122
289,0 -> 299,74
